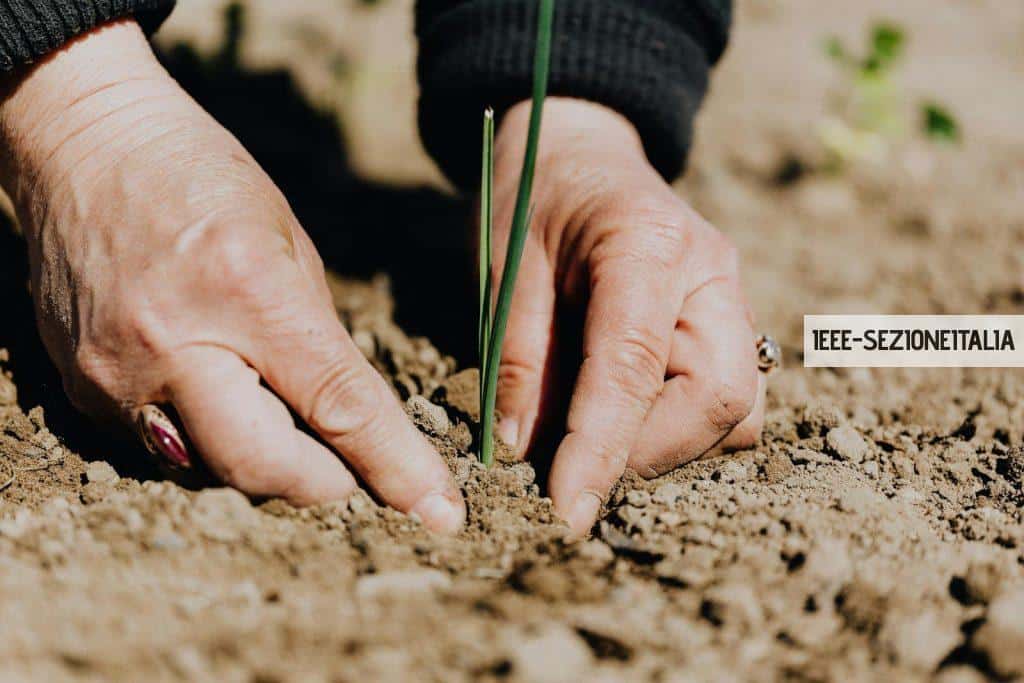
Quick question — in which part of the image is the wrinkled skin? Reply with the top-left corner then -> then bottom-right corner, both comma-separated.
492,100 -> 764,534
0,19 -> 763,538
0,21 -> 464,533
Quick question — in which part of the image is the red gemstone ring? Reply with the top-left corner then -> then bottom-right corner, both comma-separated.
137,404 -> 192,470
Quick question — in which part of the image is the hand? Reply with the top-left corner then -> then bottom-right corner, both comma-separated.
0,20 -> 464,533
492,98 -> 765,537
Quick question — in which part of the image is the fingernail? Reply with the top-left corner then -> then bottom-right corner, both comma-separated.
561,492 -> 602,539
497,417 -> 519,451
411,491 -> 465,535
140,405 -> 191,470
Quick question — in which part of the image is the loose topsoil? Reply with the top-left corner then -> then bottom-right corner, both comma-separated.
2,0 -> 1024,681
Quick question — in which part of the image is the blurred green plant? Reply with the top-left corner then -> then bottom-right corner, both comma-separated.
922,102 -> 960,143
821,22 -> 961,167
478,0 -> 554,467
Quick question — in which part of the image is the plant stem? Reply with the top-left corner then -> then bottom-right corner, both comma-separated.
479,108 -> 495,421
480,0 -> 555,467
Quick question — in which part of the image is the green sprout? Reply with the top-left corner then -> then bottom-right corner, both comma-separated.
821,21 -> 960,166
479,107 -> 495,417
922,102 -> 960,143
478,0 -> 555,467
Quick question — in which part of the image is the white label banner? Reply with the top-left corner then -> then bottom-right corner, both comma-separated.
804,315 -> 1024,368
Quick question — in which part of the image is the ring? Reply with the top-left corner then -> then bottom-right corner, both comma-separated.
756,334 -> 782,374
137,404 -> 191,469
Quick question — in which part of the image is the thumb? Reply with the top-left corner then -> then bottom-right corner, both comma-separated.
493,235 -> 556,457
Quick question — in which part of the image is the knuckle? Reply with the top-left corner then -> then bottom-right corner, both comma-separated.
304,358 -> 381,444
194,222 -> 281,299
595,211 -> 688,274
497,354 -> 542,395
605,330 -> 667,408
636,228 -> 687,274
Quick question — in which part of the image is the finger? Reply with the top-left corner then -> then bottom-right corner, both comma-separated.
253,286 -> 465,534
493,235 -> 557,457
715,370 -> 766,453
629,278 -> 760,476
166,346 -> 358,505
549,238 -> 682,537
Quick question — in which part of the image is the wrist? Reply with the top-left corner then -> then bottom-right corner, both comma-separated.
0,19 -> 174,205
499,97 -> 645,161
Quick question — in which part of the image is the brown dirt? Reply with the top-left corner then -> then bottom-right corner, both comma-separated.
2,0 -> 1024,681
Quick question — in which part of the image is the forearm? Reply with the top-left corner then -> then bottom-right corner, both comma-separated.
415,0 -> 733,190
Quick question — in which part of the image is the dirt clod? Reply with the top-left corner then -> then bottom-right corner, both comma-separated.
509,625 -> 593,683
973,589 -> 1024,677
826,425 -> 869,463
406,395 -> 451,436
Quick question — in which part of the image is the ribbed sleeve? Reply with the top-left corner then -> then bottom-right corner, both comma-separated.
416,0 -> 732,190
0,0 -> 176,72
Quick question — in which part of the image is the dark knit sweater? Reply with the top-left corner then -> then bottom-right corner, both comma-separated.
0,0 -> 175,70
0,0 -> 732,190
417,0 -> 732,189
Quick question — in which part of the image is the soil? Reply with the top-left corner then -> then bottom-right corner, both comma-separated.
2,0 -> 1024,681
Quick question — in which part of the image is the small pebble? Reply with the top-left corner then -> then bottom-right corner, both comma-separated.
652,483 -> 684,505
416,345 -> 441,366
836,486 -> 876,514
974,589 -> 1024,676
85,461 -> 119,485
657,511 -> 684,527
800,404 -> 845,436
826,425 -> 869,464
962,560 -> 1002,604
576,539 -> 615,565
511,625 -> 592,683
882,609 -> 961,672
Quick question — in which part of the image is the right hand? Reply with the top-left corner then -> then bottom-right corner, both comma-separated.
0,19 -> 465,533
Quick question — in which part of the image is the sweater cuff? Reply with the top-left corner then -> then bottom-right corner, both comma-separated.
0,0 -> 176,72
417,0 -> 711,191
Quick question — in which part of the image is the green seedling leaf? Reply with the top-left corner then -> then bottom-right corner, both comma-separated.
825,36 -> 848,63
866,22 -> 905,73
479,0 -> 555,467
479,108 -> 495,417
922,102 -> 960,143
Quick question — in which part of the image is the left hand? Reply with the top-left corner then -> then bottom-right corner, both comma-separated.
491,98 -> 766,537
